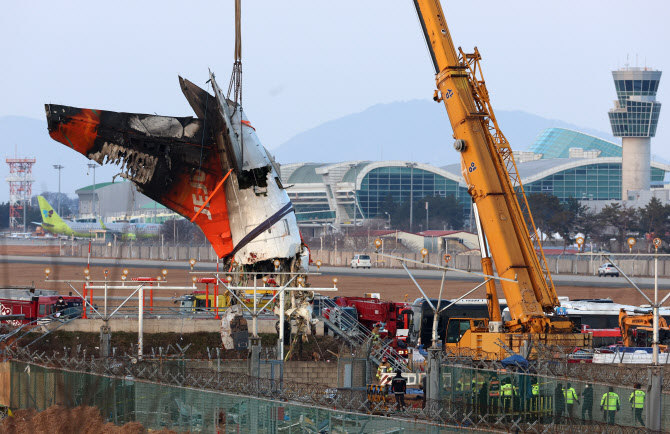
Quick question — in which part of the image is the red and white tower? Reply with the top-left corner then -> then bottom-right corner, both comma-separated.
5,156 -> 36,231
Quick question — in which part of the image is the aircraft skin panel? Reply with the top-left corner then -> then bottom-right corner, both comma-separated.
44,105 -> 234,257
45,74 -> 302,264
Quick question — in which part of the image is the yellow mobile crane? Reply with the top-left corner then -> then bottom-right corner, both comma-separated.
412,1 -> 590,358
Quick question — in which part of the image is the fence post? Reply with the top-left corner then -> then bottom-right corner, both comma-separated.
249,336 -> 261,378
427,347 -> 440,402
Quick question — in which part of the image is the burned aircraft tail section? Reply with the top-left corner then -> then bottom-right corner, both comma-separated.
45,72 -> 303,268
44,104 -> 235,257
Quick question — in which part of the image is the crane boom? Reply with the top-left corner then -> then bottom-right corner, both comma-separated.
412,1 -> 569,334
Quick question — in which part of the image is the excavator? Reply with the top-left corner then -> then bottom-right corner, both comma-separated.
412,1 -> 591,359
619,309 -> 670,349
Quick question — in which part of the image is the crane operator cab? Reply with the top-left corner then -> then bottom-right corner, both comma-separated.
445,318 -> 489,345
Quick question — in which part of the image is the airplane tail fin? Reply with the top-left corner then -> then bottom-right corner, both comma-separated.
37,196 -> 65,227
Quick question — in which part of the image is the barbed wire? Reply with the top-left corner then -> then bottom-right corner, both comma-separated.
4,347 -> 665,433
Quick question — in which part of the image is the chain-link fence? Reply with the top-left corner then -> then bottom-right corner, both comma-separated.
438,361 -> 669,432
4,346 -> 665,433
8,359 -> 480,433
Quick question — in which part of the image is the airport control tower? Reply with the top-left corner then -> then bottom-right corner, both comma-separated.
608,67 -> 662,199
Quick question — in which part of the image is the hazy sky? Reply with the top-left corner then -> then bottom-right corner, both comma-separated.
2,0 -> 669,156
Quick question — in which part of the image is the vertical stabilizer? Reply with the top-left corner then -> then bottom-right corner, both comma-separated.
37,196 -> 71,235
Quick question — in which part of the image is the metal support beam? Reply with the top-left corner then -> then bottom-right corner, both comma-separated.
603,255 -> 653,305
380,252 -> 517,283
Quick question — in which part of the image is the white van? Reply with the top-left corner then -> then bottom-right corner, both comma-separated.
351,254 -> 371,269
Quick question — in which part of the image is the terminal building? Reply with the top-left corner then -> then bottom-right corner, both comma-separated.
281,128 -> 670,233
282,66 -> 666,233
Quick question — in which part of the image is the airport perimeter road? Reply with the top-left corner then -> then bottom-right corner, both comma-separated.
1,255 -> 669,290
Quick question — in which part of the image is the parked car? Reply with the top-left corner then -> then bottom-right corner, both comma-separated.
598,263 -> 619,277
351,254 -> 372,269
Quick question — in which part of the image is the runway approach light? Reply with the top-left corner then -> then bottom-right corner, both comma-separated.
161,269 -> 168,277
192,276 -> 197,283
262,276 -> 268,284
332,277 -> 338,288
84,269 -> 90,276
44,268 -> 51,280
444,254 -> 451,264
104,269 -> 109,277
654,238 -> 662,250
156,276 -> 162,281
315,260 -> 322,270
226,275 -> 233,283
627,237 -> 636,253
121,275 -> 127,281
231,260 -> 238,268
421,248 -> 428,262
189,259 -> 197,270
85,275 -> 90,281
122,269 -> 129,275
374,238 -> 382,252
274,259 -> 280,270
297,276 -> 305,286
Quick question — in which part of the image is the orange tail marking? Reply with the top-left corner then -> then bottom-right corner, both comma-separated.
190,169 -> 233,223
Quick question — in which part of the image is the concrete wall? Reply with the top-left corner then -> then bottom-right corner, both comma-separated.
55,318 -> 325,336
187,359 -> 340,388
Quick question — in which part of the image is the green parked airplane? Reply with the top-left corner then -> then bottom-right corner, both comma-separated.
36,196 -> 106,238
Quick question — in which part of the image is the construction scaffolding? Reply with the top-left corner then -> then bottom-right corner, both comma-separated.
5,156 -> 36,231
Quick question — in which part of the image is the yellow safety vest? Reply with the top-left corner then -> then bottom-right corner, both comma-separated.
501,384 -> 513,397
601,392 -> 620,411
630,390 -> 645,409
532,384 -> 539,396
377,364 -> 389,379
563,388 -> 578,404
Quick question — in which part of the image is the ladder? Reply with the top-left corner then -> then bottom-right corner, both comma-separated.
315,297 -> 408,372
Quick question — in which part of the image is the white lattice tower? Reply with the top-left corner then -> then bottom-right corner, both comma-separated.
5,157 -> 36,230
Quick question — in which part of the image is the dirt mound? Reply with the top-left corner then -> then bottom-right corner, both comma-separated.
0,405 -> 178,434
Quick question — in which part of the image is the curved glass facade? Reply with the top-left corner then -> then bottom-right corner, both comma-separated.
357,166 -> 468,218
524,163 -> 665,201
529,128 -> 622,159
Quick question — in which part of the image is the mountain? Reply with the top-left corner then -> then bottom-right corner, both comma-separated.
0,103 -> 616,203
0,116 -> 120,203
271,100 -> 617,166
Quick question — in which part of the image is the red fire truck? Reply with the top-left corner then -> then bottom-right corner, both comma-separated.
0,287 -> 83,326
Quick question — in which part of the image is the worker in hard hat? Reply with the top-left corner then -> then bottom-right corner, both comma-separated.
377,357 -> 391,385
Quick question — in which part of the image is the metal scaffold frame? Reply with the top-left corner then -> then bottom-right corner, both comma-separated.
5,156 -> 36,230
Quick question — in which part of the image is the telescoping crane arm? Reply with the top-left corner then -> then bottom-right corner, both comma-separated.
412,1 -> 570,334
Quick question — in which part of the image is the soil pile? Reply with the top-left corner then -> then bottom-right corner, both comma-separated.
0,405 -> 178,434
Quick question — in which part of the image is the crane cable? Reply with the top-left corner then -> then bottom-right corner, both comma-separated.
227,0 -> 243,107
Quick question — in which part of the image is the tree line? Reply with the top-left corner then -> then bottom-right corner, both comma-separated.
527,194 -> 670,252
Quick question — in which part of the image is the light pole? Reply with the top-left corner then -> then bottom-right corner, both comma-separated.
53,165 -> 64,215
384,211 -> 391,229
349,163 -> 358,228
406,163 -> 418,232
87,163 -> 97,217
426,201 -> 429,231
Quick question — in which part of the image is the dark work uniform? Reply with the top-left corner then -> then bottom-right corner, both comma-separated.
581,386 -> 593,422
55,298 -> 67,312
391,375 -> 407,410
554,385 -> 565,424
